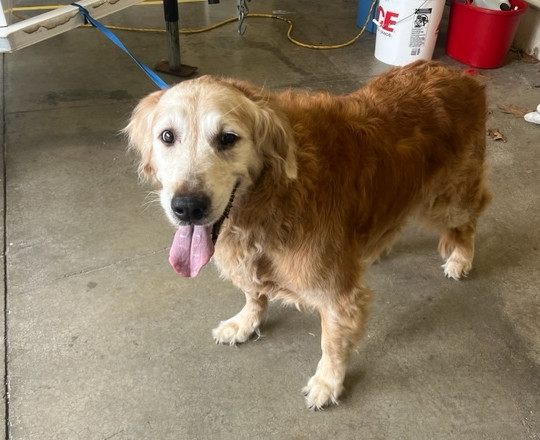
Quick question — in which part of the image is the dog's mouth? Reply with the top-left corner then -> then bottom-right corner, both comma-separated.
168,182 -> 239,278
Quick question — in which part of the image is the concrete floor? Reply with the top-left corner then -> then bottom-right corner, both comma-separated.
2,0 -> 540,439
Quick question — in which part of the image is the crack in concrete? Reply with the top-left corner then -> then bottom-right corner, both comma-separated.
59,247 -> 168,280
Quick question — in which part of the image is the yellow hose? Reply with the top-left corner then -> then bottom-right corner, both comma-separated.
12,0 -> 378,50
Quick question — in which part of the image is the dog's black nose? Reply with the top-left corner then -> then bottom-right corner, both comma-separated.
171,194 -> 210,223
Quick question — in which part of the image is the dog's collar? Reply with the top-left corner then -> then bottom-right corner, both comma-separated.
211,181 -> 239,245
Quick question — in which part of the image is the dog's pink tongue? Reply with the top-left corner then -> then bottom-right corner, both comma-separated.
169,225 -> 214,277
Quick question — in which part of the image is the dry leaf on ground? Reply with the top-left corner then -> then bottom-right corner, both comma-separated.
487,128 -> 507,142
509,48 -> 540,64
498,104 -> 530,118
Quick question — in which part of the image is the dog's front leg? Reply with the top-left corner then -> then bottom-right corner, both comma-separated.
303,289 -> 370,410
212,292 -> 268,345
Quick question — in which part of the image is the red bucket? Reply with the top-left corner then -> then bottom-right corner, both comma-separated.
446,0 -> 528,68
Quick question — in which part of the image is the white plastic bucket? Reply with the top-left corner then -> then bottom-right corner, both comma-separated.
374,0 -> 445,66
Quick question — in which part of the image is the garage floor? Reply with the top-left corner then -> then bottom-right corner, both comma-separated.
1,1 -> 539,439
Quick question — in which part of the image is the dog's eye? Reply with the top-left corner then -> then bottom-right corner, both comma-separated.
218,132 -> 238,150
161,130 -> 175,145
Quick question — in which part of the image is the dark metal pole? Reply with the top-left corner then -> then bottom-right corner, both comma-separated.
154,0 -> 197,78
164,0 -> 181,71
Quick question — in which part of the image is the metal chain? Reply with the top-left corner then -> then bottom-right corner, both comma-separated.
237,0 -> 249,34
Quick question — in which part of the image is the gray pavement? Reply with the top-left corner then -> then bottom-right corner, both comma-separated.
1,1 -> 539,439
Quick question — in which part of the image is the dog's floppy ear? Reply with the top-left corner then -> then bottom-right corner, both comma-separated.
220,78 -> 298,180
256,102 -> 298,180
123,90 -> 165,181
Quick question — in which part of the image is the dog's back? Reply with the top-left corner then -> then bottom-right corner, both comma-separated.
269,61 -> 488,263
361,60 -> 486,156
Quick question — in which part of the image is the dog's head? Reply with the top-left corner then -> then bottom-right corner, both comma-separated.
124,76 -> 297,277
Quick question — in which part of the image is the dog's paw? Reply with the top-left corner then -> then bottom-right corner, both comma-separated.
302,375 -> 342,410
442,254 -> 472,280
212,318 -> 261,346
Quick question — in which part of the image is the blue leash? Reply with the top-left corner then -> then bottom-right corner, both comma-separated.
71,3 -> 169,90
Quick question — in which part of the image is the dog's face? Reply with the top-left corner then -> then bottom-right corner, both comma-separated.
125,76 -> 298,277
125,76 -> 297,229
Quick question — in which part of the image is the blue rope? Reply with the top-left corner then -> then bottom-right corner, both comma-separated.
71,3 -> 169,90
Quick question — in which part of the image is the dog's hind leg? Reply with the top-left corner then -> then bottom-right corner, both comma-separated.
212,292 -> 268,345
420,166 -> 491,280
441,173 -> 491,280
303,286 -> 371,409
438,221 -> 477,280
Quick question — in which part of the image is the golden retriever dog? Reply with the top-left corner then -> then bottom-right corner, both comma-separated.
125,60 -> 490,409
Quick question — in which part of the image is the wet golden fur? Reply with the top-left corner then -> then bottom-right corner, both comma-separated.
125,60 -> 490,409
